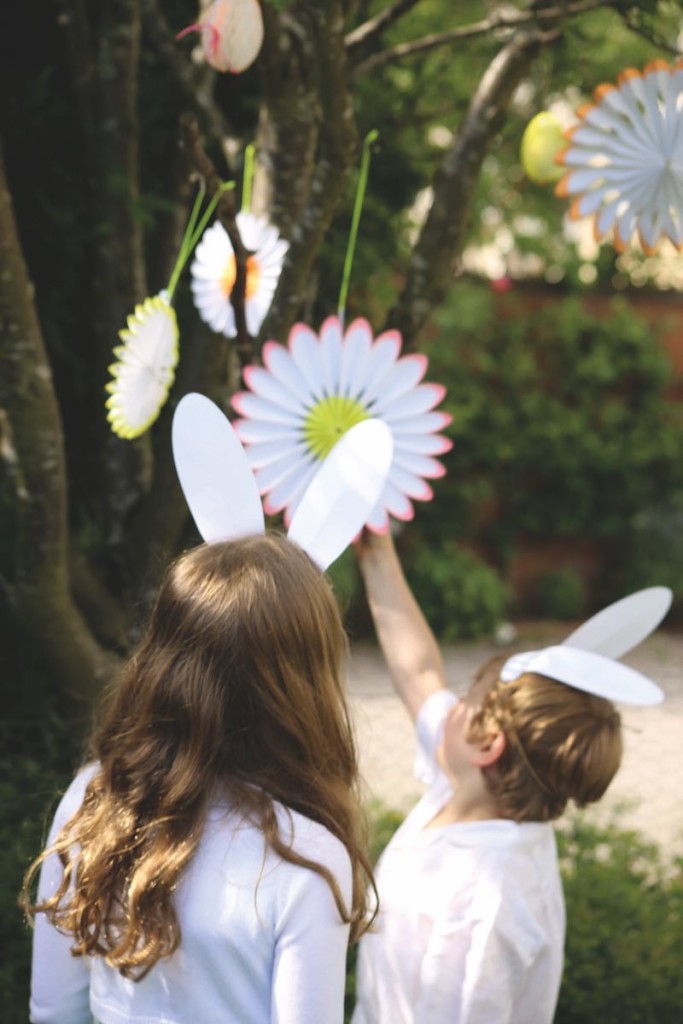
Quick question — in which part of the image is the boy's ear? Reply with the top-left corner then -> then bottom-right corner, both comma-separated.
471,727 -> 506,768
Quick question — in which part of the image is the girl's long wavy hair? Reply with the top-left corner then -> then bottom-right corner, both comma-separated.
22,534 -> 376,978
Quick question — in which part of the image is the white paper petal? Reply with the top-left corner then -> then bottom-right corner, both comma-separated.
231,392 -> 302,426
262,341 -> 314,404
263,458 -> 319,515
245,438 -> 307,470
358,332 -> 402,404
338,318 -> 373,399
242,365 -> 309,415
376,383 -> 447,419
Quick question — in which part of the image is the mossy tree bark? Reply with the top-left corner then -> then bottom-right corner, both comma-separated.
0,144 -> 119,701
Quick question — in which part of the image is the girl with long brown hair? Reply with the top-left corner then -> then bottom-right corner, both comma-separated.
23,400 -> 393,1024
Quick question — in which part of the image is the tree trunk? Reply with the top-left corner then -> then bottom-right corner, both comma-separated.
0,144 -> 119,701
259,1 -> 358,343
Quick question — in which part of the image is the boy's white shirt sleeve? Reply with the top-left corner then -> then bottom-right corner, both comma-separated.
271,831 -> 353,1024
414,689 -> 458,784
30,768 -> 96,1024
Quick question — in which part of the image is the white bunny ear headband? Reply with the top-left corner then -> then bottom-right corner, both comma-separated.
171,392 -> 393,570
500,588 -> 671,706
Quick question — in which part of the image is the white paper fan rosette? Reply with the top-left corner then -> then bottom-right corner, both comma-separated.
190,211 -> 288,338
231,315 -> 453,533
105,293 -> 179,439
556,59 -> 683,254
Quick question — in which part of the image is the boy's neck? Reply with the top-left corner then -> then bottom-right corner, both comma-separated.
425,764 -> 506,828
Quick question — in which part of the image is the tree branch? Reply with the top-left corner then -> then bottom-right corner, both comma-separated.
385,26 -> 546,350
346,0 -> 421,51
260,2 -> 358,343
352,0 -> 613,76
141,0 -> 239,159
618,6 -> 683,57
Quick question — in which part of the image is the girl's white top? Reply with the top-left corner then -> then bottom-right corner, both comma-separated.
353,690 -> 566,1024
30,765 -> 352,1024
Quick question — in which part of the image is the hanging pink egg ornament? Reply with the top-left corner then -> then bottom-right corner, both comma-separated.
177,0 -> 264,75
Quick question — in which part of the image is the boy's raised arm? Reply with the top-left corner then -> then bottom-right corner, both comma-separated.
356,530 -> 447,721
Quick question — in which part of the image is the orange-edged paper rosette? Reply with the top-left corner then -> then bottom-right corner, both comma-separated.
555,60 -> 683,254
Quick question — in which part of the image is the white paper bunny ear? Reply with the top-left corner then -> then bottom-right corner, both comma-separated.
288,420 -> 393,570
500,646 -> 664,706
501,585 -> 671,705
172,392 -> 265,542
562,587 -> 672,659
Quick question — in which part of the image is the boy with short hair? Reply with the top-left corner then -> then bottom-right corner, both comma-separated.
351,532 -> 637,1024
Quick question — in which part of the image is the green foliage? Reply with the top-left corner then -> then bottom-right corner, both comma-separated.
345,805 -> 683,1023
612,492 -> 683,607
534,568 -> 586,620
0,745 -> 79,1024
402,540 -> 508,640
411,283 -> 683,613
555,815 -> 683,1023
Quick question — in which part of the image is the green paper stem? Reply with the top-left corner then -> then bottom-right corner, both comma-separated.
166,182 -> 235,301
337,129 -> 379,326
242,144 -> 256,214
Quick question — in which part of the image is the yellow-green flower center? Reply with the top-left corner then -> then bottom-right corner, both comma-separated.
303,395 -> 369,459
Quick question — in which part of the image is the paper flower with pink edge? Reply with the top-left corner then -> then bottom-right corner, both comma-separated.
190,212 -> 288,338
556,60 -> 683,254
177,0 -> 264,74
231,316 -> 452,533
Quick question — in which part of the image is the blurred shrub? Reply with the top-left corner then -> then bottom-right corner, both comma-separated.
405,284 -> 683,620
555,815 -> 683,1023
403,540 -> 508,640
612,492 -> 683,609
346,805 -> 683,1023
533,567 -> 586,620
0,755 -> 68,1024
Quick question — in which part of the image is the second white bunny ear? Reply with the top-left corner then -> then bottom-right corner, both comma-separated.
562,587 -> 672,659
288,419 -> 393,570
501,646 -> 664,706
172,393 -> 265,543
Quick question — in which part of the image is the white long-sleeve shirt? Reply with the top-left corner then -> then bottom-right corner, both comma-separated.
353,690 -> 565,1024
31,765 -> 352,1024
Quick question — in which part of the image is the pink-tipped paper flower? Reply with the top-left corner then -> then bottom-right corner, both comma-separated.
556,60 -> 683,254
231,316 -> 452,533
177,0 -> 264,74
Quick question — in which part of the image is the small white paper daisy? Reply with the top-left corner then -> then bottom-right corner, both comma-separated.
105,293 -> 179,439
556,59 -> 683,253
190,211 -> 289,338
231,315 -> 452,533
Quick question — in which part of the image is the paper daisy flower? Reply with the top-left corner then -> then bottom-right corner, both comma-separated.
191,212 -> 288,338
105,293 -> 179,439
556,59 -> 683,253
231,316 -> 452,533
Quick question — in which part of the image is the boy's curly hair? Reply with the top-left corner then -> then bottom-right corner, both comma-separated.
468,655 -> 623,822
